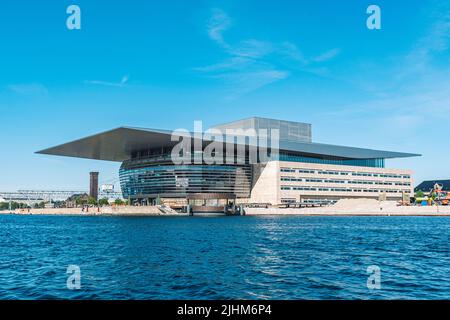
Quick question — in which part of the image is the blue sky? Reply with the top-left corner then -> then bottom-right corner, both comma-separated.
0,0 -> 449,191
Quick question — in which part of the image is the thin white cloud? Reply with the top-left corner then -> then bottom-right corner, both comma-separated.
120,75 -> 129,85
318,75 -> 450,141
320,2 -> 450,116
312,48 -> 341,62
198,9 -> 340,97
216,70 -> 289,96
207,8 -> 231,47
373,2 -> 448,87
396,15 -> 449,80
278,41 -> 308,65
85,75 -> 130,87
229,39 -> 274,59
193,57 -> 252,72
7,83 -> 48,96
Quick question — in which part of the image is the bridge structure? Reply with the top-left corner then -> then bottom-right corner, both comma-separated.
0,189 -> 123,204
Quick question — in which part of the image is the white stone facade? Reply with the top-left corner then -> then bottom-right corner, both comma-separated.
249,161 -> 413,205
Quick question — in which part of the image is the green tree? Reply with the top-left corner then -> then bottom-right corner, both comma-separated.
87,197 -> 98,206
415,190 -> 424,198
98,198 -> 109,206
53,200 -> 65,208
33,202 -> 45,209
114,198 -> 124,206
0,202 -> 9,210
75,197 -> 86,206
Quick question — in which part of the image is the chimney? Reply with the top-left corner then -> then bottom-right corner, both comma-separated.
89,172 -> 99,200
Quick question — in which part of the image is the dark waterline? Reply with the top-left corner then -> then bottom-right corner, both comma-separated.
0,215 -> 449,299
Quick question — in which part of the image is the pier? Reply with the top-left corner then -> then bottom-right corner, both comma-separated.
185,193 -> 245,216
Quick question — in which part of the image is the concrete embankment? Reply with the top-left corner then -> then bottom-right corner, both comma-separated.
0,205 -> 188,216
246,199 -> 450,216
2,199 -> 450,216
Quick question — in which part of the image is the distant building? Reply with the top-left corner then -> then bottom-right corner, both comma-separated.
37,117 -> 420,205
415,180 -> 450,193
89,172 -> 99,200
65,193 -> 90,208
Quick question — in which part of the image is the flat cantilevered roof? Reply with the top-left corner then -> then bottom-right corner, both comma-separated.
36,127 -> 420,162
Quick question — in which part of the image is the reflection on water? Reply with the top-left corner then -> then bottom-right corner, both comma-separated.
0,215 -> 450,299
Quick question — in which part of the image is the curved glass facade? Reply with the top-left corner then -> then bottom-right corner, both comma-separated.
119,158 -> 252,199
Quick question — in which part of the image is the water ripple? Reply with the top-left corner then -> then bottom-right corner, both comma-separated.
1,215 -> 450,299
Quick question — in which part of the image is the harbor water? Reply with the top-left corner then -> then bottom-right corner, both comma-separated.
0,215 -> 449,299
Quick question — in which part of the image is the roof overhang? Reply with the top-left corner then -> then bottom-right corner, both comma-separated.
278,140 -> 420,160
36,127 -> 421,162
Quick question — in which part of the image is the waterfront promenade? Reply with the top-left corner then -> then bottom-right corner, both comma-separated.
0,205 -> 186,216
246,199 -> 450,216
2,199 -> 450,216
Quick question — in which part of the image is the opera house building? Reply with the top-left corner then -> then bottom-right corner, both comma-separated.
37,117 -> 420,206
